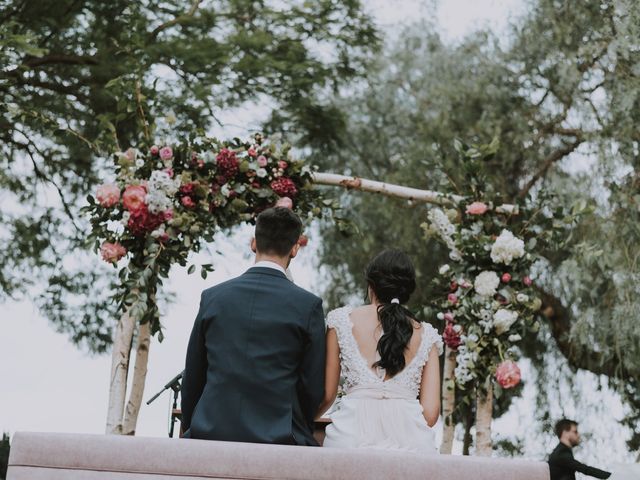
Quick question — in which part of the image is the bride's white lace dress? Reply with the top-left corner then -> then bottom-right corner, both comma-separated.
323,306 -> 443,455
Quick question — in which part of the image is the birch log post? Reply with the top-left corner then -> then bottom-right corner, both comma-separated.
122,320 -> 152,435
105,310 -> 137,434
475,381 -> 494,456
440,345 -> 457,454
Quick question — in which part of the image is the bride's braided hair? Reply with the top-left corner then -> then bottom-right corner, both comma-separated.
366,249 -> 417,377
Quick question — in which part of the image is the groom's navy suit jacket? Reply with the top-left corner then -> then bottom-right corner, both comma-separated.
181,266 -> 325,446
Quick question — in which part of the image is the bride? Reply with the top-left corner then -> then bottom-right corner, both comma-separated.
317,249 -> 443,454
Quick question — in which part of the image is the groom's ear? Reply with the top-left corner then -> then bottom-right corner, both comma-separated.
250,237 -> 257,254
289,243 -> 300,259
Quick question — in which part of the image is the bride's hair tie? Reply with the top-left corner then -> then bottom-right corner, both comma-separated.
390,298 -> 400,304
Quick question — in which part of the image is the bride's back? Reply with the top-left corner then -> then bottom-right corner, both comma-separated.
349,304 -> 423,381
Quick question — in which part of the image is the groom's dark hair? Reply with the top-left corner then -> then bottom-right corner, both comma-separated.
554,419 -> 578,438
255,207 -> 302,256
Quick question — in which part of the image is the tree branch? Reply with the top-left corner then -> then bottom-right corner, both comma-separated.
22,54 -> 98,68
539,289 -> 631,379
148,0 -> 203,41
518,138 -> 583,199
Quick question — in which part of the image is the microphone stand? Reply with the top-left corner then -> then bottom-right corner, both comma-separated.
146,371 -> 183,438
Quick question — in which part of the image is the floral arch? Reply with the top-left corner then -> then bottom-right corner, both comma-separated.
87,134 -> 563,456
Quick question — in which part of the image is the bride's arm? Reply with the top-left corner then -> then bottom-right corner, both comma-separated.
419,346 -> 441,427
315,328 -> 340,419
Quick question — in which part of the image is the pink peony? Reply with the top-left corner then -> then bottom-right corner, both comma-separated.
276,197 -> 293,209
100,242 -> 127,264
122,185 -> 147,213
159,146 -> 173,161
257,155 -> 268,167
501,273 -> 512,283
96,184 -> 120,208
523,276 -> 533,287
278,160 -> 288,170
466,201 -> 488,215
181,196 -> 195,208
270,177 -> 298,197
298,235 -> 308,247
150,145 -> 159,156
443,323 -> 462,350
447,293 -> 458,305
495,361 -> 521,389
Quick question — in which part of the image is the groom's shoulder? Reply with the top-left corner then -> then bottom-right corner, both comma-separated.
287,282 -> 323,306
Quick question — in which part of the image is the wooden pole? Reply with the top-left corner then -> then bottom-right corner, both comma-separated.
122,320 -> 152,435
475,380 -> 493,456
440,346 -> 457,454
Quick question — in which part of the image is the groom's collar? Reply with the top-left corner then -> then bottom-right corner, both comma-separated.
252,260 -> 286,275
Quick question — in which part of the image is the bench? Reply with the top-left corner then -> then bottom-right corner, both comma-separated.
7,431 -> 550,479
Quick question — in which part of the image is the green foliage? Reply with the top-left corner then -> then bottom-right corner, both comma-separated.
0,0 -> 379,351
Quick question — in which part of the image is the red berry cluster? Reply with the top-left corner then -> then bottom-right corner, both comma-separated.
270,177 -> 298,197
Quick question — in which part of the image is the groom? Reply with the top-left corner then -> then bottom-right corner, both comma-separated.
181,207 -> 325,446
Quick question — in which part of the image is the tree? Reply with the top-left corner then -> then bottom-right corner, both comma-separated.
290,0 -> 640,454
0,0 -> 379,352
0,433 -> 9,480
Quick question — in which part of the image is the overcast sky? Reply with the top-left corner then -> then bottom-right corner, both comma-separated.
2,0 -> 637,469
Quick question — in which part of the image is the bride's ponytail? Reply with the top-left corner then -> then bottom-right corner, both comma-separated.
365,249 -> 418,377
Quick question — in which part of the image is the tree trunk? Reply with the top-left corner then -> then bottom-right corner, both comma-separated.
105,310 -> 136,434
122,320 -> 152,435
475,380 -> 493,456
440,346 -> 457,454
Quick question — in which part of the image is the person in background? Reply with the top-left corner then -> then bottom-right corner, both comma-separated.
548,419 -> 611,480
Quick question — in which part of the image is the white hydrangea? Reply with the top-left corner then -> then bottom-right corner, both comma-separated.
454,339 -> 479,385
493,309 -> 518,334
474,271 -> 500,297
146,170 -> 180,214
490,229 -> 525,265
478,309 -> 494,333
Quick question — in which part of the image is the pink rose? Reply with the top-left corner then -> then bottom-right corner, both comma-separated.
159,146 -> 173,161
447,293 -> 458,305
298,235 -> 308,247
124,148 -> 136,162
523,276 -> 533,287
163,209 -> 173,221
122,185 -> 147,213
501,273 -> 512,283
96,184 -> 120,208
257,155 -> 268,167
150,145 -> 159,156
495,360 -> 521,389
181,196 -> 195,208
100,242 -> 127,264
443,312 -> 455,323
164,167 -> 174,178
466,201 -> 488,215
278,160 -> 288,170
247,147 -> 257,157
275,197 -> 293,209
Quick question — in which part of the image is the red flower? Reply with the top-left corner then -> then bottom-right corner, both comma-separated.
298,235 -> 308,247
248,147 -> 257,157
180,182 -> 196,195
127,204 -> 164,236
501,273 -> 512,283
495,361 -> 521,389
443,323 -> 462,350
278,160 -> 288,170
450,281 -> 458,292
216,148 -> 239,180
447,293 -> 458,305
100,242 -> 127,264
270,177 -> 298,197
523,276 -> 533,287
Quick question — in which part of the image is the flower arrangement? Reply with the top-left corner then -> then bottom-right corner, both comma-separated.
84,134 -> 332,339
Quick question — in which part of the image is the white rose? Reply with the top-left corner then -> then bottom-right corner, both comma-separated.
508,334 -> 522,342
493,309 -> 518,334
490,229 -> 525,265
516,293 -> 529,303
474,271 -> 500,297
135,159 -> 145,168
439,264 -> 451,275
256,168 -> 268,178
437,312 -> 444,320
